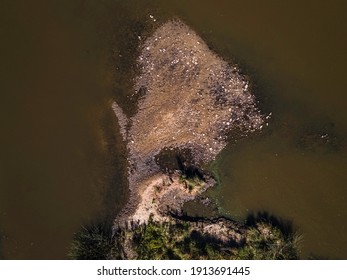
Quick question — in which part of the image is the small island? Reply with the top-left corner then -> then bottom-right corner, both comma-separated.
70,19 -> 300,260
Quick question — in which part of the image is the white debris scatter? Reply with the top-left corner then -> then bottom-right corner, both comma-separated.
131,20 -> 264,166
113,19 -> 265,224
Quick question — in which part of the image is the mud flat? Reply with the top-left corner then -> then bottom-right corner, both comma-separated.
112,19 -> 264,226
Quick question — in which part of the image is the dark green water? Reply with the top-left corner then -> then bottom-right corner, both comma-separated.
1,0 -> 346,259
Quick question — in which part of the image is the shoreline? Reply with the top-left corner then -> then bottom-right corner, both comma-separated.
70,18 -> 301,261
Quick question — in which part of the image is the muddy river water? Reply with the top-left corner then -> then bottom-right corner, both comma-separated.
1,0 -> 346,259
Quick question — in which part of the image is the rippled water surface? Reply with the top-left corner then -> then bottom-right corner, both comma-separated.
1,0 -> 346,259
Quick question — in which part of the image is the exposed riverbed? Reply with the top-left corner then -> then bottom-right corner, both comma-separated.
1,0 -> 346,259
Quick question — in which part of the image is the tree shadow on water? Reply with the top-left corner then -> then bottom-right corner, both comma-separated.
242,211 -> 302,260
245,211 -> 296,238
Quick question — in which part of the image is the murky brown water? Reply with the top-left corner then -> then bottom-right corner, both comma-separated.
1,0 -> 346,259
0,0 -> 128,259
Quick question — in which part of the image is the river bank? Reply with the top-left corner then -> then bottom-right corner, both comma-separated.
68,17 -> 302,260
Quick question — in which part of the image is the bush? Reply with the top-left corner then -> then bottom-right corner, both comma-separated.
69,222 -> 116,260
69,218 -> 301,260
235,223 -> 301,260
